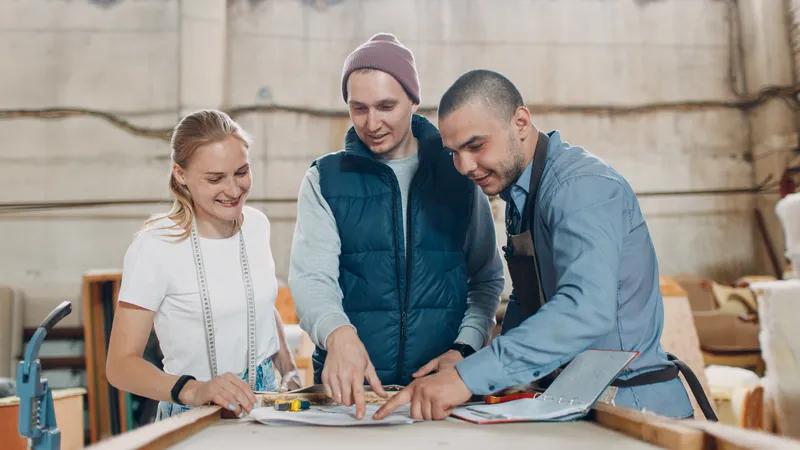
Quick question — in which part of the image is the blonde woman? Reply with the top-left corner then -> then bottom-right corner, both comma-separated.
106,110 -> 301,420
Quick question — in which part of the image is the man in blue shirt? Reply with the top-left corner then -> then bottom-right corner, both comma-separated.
375,69 -> 699,421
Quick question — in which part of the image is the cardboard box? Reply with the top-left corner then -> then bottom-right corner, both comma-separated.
693,312 -> 761,352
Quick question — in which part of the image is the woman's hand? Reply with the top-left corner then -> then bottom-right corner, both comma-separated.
179,372 -> 257,417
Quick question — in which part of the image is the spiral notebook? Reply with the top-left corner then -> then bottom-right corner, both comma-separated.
451,349 -> 639,424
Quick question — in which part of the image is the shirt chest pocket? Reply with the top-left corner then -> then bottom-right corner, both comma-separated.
162,265 -> 202,316
168,263 -> 201,297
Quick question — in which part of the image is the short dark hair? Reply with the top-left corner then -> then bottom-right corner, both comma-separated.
438,69 -> 525,121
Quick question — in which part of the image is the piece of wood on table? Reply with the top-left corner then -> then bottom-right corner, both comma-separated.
259,384 -> 403,407
85,406 -> 222,450
592,403 -> 706,449
595,403 -> 800,450
682,419 -> 800,450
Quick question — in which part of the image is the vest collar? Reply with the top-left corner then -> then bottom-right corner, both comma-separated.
343,114 -> 443,162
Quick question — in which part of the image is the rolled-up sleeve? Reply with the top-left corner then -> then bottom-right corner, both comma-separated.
457,175 -> 626,394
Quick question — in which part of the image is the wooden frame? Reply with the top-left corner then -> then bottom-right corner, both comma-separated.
83,402 -> 800,450
83,270 -> 130,443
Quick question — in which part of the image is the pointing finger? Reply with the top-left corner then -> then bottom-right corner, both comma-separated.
373,388 -> 412,420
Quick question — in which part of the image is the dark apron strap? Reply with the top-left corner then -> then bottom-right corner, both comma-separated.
610,365 -> 679,387
502,132 -> 549,318
668,353 -> 719,421
611,353 -> 718,422
520,132 -> 550,232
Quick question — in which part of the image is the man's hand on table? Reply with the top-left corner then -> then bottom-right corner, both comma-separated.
373,368 -> 472,421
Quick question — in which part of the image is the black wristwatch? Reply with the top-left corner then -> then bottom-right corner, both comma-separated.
171,375 -> 196,405
451,342 -> 476,358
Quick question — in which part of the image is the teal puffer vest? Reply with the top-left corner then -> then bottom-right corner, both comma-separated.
311,115 -> 474,385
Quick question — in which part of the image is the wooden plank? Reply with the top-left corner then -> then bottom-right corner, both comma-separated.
258,384 -> 403,407
82,277 -> 99,443
83,272 -> 130,441
84,406 -> 222,450
92,280 -> 112,440
682,419 -> 800,450
112,278 -> 130,434
591,403 -> 707,449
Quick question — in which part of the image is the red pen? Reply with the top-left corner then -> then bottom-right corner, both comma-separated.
485,392 -> 538,404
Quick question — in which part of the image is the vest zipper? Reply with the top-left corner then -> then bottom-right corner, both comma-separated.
398,183 -> 413,384
389,174 -> 406,384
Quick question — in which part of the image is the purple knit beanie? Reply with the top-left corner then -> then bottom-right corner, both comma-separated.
341,33 -> 420,104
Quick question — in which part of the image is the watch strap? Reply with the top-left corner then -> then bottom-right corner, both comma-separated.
171,375 -> 196,405
451,342 -> 476,358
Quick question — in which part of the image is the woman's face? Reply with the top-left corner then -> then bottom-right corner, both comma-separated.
173,135 -> 252,225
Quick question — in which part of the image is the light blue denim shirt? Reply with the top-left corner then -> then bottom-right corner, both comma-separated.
455,130 -> 694,419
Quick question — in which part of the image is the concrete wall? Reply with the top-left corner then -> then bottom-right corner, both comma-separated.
0,0 -> 795,326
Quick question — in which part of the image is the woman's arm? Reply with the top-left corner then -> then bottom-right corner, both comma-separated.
271,308 -> 303,391
106,302 -> 257,414
106,302 -> 180,403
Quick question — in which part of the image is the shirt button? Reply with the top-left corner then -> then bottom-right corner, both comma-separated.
533,371 -> 540,377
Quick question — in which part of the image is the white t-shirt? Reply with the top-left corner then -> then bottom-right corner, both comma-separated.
118,206 -> 280,381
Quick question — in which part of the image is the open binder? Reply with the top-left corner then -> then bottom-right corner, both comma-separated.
452,349 -> 639,424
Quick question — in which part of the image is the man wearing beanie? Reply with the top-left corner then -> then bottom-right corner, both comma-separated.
289,33 -> 504,419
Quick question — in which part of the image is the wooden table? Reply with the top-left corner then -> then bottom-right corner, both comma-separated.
84,402 -> 800,450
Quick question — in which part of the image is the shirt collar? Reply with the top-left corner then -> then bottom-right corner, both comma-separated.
499,156 -> 534,202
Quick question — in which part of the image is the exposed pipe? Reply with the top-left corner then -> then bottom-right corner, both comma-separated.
1,83 -> 799,142
0,185 -> 782,214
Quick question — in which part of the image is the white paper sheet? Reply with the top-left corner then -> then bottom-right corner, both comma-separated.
250,404 -> 416,427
